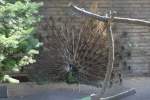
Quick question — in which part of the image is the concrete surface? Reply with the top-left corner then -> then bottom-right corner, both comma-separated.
0,83 -> 98,100
122,77 -> 150,100
0,77 -> 150,100
1,90 -> 89,100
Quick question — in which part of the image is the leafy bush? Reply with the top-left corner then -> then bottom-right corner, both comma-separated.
0,0 -> 43,83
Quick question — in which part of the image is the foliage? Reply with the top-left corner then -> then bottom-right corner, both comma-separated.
65,71 -> 79,84
0,0 -> 43,82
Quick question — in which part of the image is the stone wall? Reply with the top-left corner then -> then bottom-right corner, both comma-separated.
33,0 -> 150,77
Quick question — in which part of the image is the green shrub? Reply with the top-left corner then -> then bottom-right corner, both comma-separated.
0,0 -> 43,83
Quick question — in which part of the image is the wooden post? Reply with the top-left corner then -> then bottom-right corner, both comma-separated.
100,11 -> 115,97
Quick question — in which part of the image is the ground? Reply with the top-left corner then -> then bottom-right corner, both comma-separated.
122,77 -> 150,100
1,77 -> 150,100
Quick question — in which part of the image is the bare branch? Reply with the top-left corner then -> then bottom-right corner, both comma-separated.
70,4 -> 150,26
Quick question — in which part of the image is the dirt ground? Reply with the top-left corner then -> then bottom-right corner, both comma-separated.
1,77 -> 150,100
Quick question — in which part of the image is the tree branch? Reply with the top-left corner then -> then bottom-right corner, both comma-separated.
70,4 -> 150,26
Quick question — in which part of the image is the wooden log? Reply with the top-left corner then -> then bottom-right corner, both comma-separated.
3,75 -> 20,84
100,88 -> 136,100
